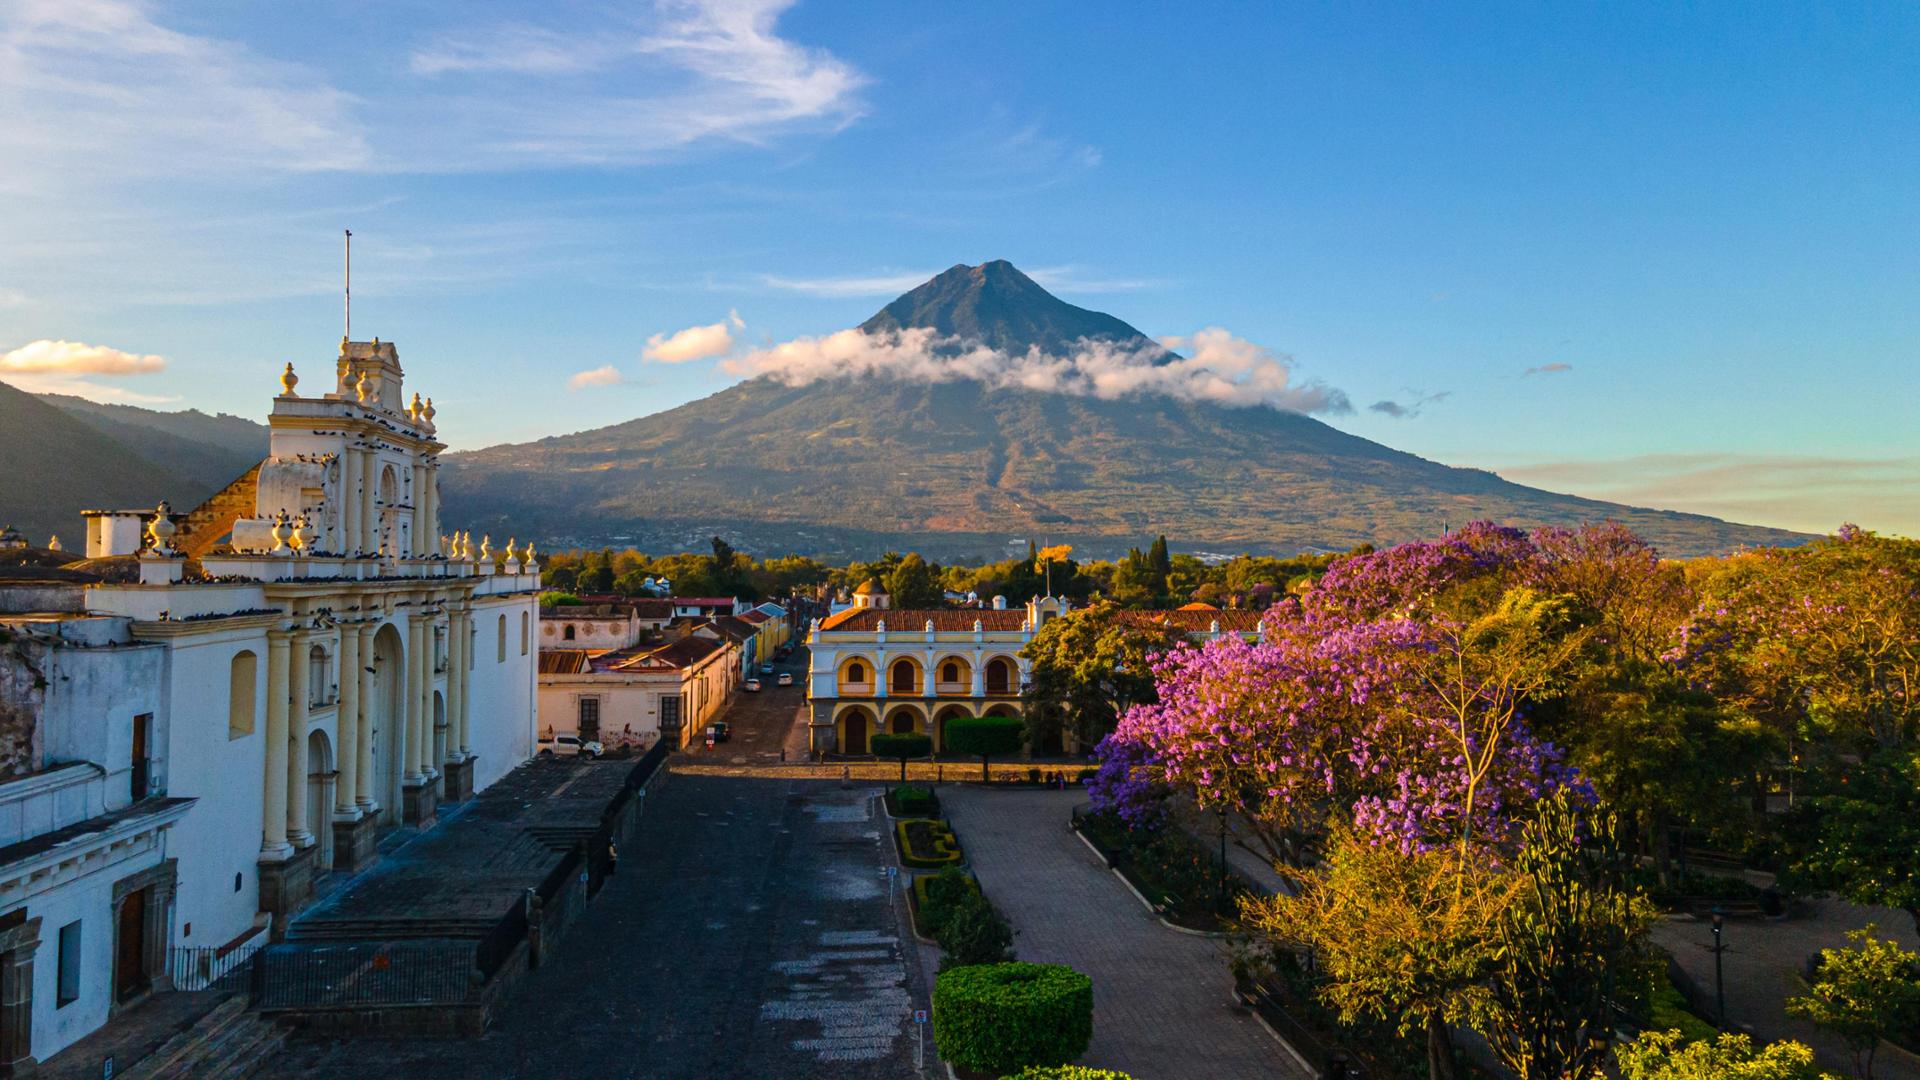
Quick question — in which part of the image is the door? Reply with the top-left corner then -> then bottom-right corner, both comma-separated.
115,889 -> 146,1002
130,713 -> 151,800
843,711 -> 868,755
578,697 -> 601,741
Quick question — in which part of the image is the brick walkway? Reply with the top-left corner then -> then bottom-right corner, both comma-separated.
269,774 -> 928,1079
1652,899 -> 1920,1079
939,787 -> 1312,1080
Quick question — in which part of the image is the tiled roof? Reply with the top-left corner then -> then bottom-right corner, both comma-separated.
629,598 -> 674,619
1113,609 -> 1262,633
818,608 -> 1029,633
706,615 -> 757,641
538,649 -> 592,675
738,610 -> 770,625
674,597 -> 735,606
608,635 -> 729,672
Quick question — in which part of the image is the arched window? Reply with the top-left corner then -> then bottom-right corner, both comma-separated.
229,650 -> 258,738
890,659 -> 916,694
563,624 -> 576,641
985,658 -> 1012,695
846,660 -> 866,684
941,661 -> 959,683
308,644 -> 332,707
497,613 -> 507,662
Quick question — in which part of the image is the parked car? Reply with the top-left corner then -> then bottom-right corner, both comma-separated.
760,662 -> 775,675
706,721 -> 731,743
537,734 -> 604,759
777,672 -> 794,687
745,678 -> 762,692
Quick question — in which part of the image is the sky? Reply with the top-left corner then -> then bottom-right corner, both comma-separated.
1,0 -> 1916,537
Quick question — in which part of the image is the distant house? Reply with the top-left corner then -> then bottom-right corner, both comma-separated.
671,597 -> 744,619
537,632 -> 738,750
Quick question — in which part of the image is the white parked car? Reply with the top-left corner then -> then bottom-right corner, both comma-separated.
777,672 -> 794,687
745,678 -> 763,692
538,734 -> 604,758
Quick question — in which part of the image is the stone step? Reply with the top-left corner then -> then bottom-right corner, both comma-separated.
122,996 -> 250,1080
190,1014 -> 285,1080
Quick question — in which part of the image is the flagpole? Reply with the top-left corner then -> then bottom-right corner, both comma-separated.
344,229 -> 352,340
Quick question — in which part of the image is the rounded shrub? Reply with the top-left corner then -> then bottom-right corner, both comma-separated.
946,715 -> 1026,781
933,962 -> 1093,1075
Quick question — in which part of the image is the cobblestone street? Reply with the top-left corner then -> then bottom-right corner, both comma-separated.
270,772 -> 929,1079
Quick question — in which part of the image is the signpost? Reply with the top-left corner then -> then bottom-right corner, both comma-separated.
913,1009 -> 928,1069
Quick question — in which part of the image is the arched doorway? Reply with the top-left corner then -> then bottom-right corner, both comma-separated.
371,622 -> 405,825
432,690 -> 447,783
307,729 -> 335,871
884,706 -> 922,736
839,707 -> 873,755
933,705 -> 972,754
889,658 -> 919,695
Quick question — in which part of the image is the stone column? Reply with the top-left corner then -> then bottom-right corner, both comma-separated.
355,622 -> 377,811
970,650 -> 985,697
423,463 -> 440,556
445,607 -> 464,763
339,447 -> 361,554
261,630 -> 292,856
410,462 -> 427,557
335,624 -> 359,815
287,633 -> 313,848
458,605 -> 474,755
358,448 -> 377,555
924,648 -> 936,699
404,613 -> 426,782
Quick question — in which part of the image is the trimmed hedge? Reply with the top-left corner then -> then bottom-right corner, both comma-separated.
897,818 -> 963,868
913,867 -> 979,938
872,732 -> 934,782
889,783 -> 938,817
934,962 -> 1094,1075
946,716 -> 1025,781
1002,1069 -> 1134,1080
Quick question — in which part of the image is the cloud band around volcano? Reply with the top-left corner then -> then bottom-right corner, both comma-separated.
717,326 -> 1350,414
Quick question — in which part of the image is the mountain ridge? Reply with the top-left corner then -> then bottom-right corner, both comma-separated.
438,261 -> 1807,559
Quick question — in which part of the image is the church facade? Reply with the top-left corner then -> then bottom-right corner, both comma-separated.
0,338 -> 539,1068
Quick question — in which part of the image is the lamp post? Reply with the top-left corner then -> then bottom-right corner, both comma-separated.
1710,907 -> 1727,1025
1217,806 -> 1229,916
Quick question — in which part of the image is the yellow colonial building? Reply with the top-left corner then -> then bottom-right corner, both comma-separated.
804,582 -> 1261,756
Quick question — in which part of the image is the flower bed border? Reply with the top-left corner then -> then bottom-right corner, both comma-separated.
896,817 -> 965,869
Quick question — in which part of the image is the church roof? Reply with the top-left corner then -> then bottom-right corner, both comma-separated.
853,578 -> 884,595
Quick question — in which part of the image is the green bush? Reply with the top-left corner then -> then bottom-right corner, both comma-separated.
1002,1068 -> 1133,1080
873,732 -> 934,782
538,591 -> 582,607
1647,979 -> 1719,1043
934,962 -> 1093,1075
915,868 -> 978,940
947,716 -> 1025,781
898,819 -> 963,868
891,783 -> 937,816
937,890 -> 1015,972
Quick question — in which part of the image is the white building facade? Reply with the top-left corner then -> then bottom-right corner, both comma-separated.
0,337 -> 540,1069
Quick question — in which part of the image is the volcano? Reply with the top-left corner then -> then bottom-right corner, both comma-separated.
440,261 -> 1804,559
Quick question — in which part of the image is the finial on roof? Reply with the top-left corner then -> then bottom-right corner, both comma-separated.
279,362 -> 299,397
423,397 -> 436,427
354,369 -> 370,403
146,501 -> 178,554
479,534 -> 492,561
408,392 -> 423,421
47,535 -> 61,552
269,510 -> 291,554
291,513 -> 311,551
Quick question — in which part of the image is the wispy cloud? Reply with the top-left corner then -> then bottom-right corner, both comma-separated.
566,365 -> 626,391
1023,266 -> 1161,294
1523,362 -> 1573,377
758,270 -> 944,298
0,0 -> 368,195
1368,390 -> 1450,420
1492,453 -> 1920,537
721,326 -> 1349,414
643,312 -> 742,362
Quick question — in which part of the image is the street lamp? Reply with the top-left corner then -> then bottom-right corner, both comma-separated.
1217,806 -> 1230,916
1710,908 -> 1727,1024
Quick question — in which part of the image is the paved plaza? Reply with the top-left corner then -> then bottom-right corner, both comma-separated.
270,773 -> 929,1079
940,786 -> 1311,1080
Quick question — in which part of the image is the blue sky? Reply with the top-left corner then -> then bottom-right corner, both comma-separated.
1,1 -> 1915,535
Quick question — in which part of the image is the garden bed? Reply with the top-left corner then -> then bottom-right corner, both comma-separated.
906,871 -> 980,941
1072,809 -> 1253,933
896,817 -> 965,869
883,784 -> 940,818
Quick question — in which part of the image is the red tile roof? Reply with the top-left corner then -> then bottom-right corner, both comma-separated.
607,635 -> 730,672
818,608 -> 1030,632
538,649 -> 593,675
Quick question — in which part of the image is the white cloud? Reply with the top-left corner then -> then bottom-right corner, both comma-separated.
759,271 -> 945,298
0,339 -> 165,375
720,326 -> 1349,414
643,318 -> 737,363
0,287 -> 26,308
402,0 -> 867,168
566,365 -> 627,391
1023,266 -> 1159,293
0,0 -> 368,194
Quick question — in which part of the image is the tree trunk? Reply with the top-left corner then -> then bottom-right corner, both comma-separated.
899,757 -> 907,784
1426,1013 -> 1459,1080
981,755 -> 990,784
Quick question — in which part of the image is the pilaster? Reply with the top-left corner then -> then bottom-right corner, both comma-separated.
260,629 -> 293,859
286,629 -> 313,848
